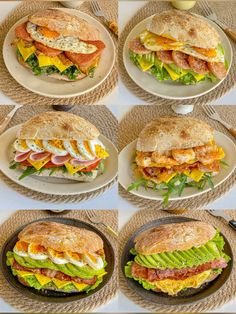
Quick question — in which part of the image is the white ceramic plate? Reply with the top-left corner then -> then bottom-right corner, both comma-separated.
119,131 -> 236,201
0,125 -> 118,195
3,8 -> 115,98
123,14 -> 233,100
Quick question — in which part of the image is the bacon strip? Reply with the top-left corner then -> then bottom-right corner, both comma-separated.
131,258 -> 227,282
15,22 -> 33,42
13,260 -> 97,285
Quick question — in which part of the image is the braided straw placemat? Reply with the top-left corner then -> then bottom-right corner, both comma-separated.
0,209 -> 118,313
119,1 -> 236,105
0,105 -> 117,203
119,209 -> 236,312
0,0 -> 117,106
119,105 -> 236,210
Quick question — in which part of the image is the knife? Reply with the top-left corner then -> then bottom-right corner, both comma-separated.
0,105 -> 22,135
207,210 -> 236,231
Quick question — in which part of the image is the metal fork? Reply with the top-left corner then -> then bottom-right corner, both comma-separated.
0,104 -> 22,135
91,1 -> 118,36
202,105 -> 236,138
198,0 -> 236,43
86,210 -> 118,237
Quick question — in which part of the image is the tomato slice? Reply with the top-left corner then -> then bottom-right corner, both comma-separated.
43,161 -> 60,168
20,161 -> 31,167
80,160 -> 100,172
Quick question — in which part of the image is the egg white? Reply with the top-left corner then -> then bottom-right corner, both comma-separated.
26,22 -> 97,54
26,139 -> 45,153
13,139 -> 31,153
88,140 -> 104,156
65,252 -> 86,267
28,243 -> 48,260
48,248 -> 68,265
43,140 -> 68,156
63,140 -> 84,159
13,245 -> 29,257
77,140 -> 94,160
84,254 -> 104,270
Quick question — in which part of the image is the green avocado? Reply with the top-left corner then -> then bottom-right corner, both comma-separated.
151,253 -> 167,268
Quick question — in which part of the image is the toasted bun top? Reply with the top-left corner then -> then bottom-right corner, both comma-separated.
19,221 -> 104,254
134,221 -> 216,255
136,116 -> 213,152
28,9 -> 101,41
17,111 -> 100,140
148,10 -> 220,49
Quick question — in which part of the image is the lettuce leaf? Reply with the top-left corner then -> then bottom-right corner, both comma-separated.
131,230 -> 230,270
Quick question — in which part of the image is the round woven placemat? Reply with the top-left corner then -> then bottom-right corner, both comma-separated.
0,209 -> 118,313
119,105 -> 236,210
0,105 -> 117,203
119,1 -> 236,105
119,209 -> 236,312
0,0 -> 117,106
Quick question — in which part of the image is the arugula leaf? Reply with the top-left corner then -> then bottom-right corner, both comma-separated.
19,167 -> 38,180
127,178 -> 149,191
49,168 -> 58,176
97,160 -> 105,173
220,160 -> 229,168
204,173 -> 214,190
9,161 -> 19,169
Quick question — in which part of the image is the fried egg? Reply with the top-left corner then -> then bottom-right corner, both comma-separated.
84,253 -> 104,270
65,252 -> 86,267
28,243 -> 48,260
63,140 -> 84,159
26,139 -> 45,152
43,140 -> 68,156
13,241 -> 29,257
14,139 -> 31,153
140,30 -> 224,62
26,22 -> 97,54
48,248 -> 68,264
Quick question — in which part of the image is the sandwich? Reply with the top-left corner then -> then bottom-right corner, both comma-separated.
10,111 -> 109,181
7,221 -> 107,293
129,10 -> 228,85
14,9 -> 105,81
128,116 -> 226,204
125,221 -> 230,296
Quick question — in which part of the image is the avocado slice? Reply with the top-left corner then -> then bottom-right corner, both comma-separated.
151,254 -> 168,268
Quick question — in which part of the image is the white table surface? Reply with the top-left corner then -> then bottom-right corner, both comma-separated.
0,1 -> 236,312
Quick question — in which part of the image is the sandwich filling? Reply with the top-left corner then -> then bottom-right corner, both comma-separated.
125,229 -> 230,296
10,138 -> 109,180
7,241 -> 107,293
14,22 -> 105,80
128,140 -> 225,205
129,31 -> 227,85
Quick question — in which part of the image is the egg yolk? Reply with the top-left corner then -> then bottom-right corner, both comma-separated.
48,140 -> 65,150
15,241 -> 29,252
193,47 -> 217,57
38,26 -> 60,39
29,243 -> 47,254
20,140 -> 29,150
69,252 -> 83,260
71,140 -> 80,154
87,253 -> 97,263
34,139 -> 44,149
49,248 -> 65,258
84,141 -> 93,155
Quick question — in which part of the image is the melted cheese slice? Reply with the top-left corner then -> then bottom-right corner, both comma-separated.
27,157 -> 51,170
16,39 -> 36,61
64,162 -> 85,175
37,55 -> 71,72
184,169 -> 204,182
163,65 -> 187,81
158,172 -> 177,183
153,270 -> 212,296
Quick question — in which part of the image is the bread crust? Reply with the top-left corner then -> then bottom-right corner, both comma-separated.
17,111 -> 100,140
148,10 -> 220,49
19,221 -> 104,253
136,116 -> 213,153
134,221 -> 216,255
28,9 -> 101,41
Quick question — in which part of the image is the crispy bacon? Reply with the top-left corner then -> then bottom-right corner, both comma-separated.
131,258 -> 227,282
13,260 -> 96,285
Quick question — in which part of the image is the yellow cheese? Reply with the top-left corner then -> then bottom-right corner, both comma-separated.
158,172 -> 177,183
184,169 -> 204,182
52,278 -> 72,289
27,157 -> 51,170
137,58 -> 154,72
37,55 -> 71,72
163,65 -> 187,81
152,270 -> 212,296
35,273 -> 52,286
15,270 -> 34,277
64,162 -> 85,175
95,145 -> 109,159
97,271 -> 107,278
16,39 -> 36,61
217,147 -> 225,159
73,282 -> 89,291
192,72 -> 205,82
